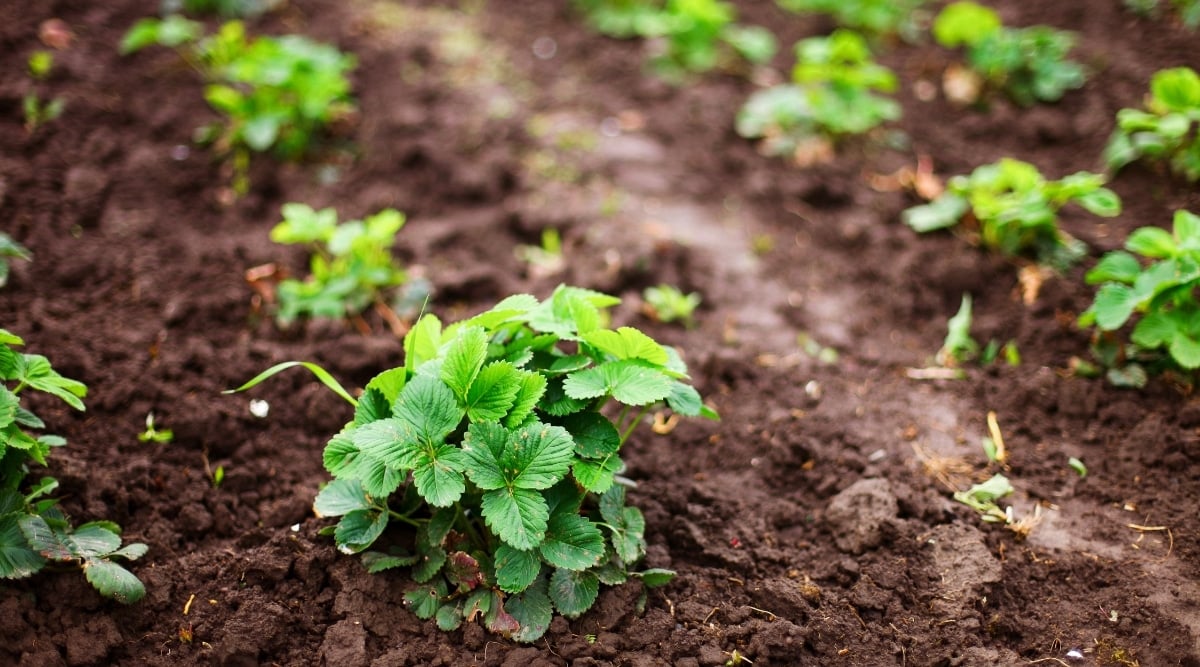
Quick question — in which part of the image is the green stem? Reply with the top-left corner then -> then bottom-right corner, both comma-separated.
387,510 -> 423,528
455,505 -> 487,550
619,406 -> 650,446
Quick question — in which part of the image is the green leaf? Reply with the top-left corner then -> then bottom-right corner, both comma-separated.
548,568 -> 600,619
1091,283 -> 1139,331
313,478 -> 370,518
393,375 -> 464,449
83,558 -> 145,603
441,326 -> 489,402
364,367 -> 407,404
362,549 -> 419,573
665,382 -> 704,417
334,509 -> 387,554
563,361 -> 674,406
353,387 -> 391,426
1170,332 -> 1200,369
225,361 -> 356,406
539,513 -> 605,571
1086,251 -> 1142,285
572,455 -> 620,494
507,577 -> 553,643
243,115 -> 281,151
494,544 -> 542,594
582,328 -> 669,365
464,361 -> 522,422
1107,364 -> 1148,388
505,371 -> 547,428
411,445 -> 468,507
404,580 -> 448,620
69,523 -> 122,558
1126,226 -> 1178,258
637,568 -> 676,588
539,377 -> 589,416
0,386 -> 17,429
600,486 -> 646,564
0,514 -> 44,580
18,515 -> 72,561
558,412 -> 620,458
1131,311 -> 1178,348
463,422 -> 575,492
902,194 -> 970,233
1075,188 -> 1122,217
109,543 -> 148,561
349,418 -> 421,471
436,601 -> 464,631
481,487 -> 549,551
404,314 -> 443,376
15,355 -> 86,411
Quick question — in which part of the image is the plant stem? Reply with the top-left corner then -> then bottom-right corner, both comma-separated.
455,505 -> 487,550
619,406 -> 650,446
387,510 -> 423,528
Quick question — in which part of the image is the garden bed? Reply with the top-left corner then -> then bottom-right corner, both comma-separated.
2,0 -> 1200,665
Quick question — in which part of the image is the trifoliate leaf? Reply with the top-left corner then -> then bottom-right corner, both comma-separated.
563,361 -> 674,406
362,549 -> 420,573
494,544 -> 542,593
539,513 -> 605,571
83,559 -> 145,604
411,445 -> 468,507
69,523 -> 122,558
465,361 -> 522,422
582,328 -> 669,366
610,506 -> 647,565
481,488 -> 549,551
393,375 -> 464,450
548,568 -> 600,618
463,422 -> 574,492
507,577 -> 553,643
558,412 -> 620,458
505,371 -> 547,428
313,478 -> 370,518
637,568 -> 676,588
441,326 -> 489,403
1091,283 -> 1139,331
404,580 -> 448,619
572,455 -> 620,494
0,515 -> 44,580
334,509 -> 387,554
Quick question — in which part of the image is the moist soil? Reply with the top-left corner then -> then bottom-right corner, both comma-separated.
3,1 -> 1200,665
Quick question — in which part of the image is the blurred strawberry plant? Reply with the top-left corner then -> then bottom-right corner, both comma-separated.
736,30 -> 899,163
1079,210 -> 1200,386
121,18 -> 356,193
1124,0 -> 1200,29
933,1 -> 1086,107
0,330 -> 147,602
0,234 -> 31,289
268,204 -> 409,327
1104,67 -> 1200,182
776,0 -> 929,41
903,158 -> 1120,269
230,285 -> 717,641
643,284 -> 701,328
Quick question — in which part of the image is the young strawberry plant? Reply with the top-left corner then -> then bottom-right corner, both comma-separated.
932,1 -> 1087,107
268,203 -> 408,327
736,30 -> 899,162
230,285 -> 717,641
121,19 -> 357,193
643,284 -> 701,328
0,330 -> 147,602
1079,209 -> 1200,385
1104,67 -> 1200,182
776,0 -> 928,41
902,158 -> 1121,268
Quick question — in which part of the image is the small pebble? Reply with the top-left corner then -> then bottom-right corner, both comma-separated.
249,399 -> 270,418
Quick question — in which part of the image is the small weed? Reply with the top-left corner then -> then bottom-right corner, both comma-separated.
138,412 -> 174,444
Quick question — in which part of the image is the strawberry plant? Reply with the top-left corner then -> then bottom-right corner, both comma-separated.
230,285 -> 717,641
0,234 -> 31,289
736,30 -> 899,161
268,203 -> 408,326
1079,209 -> 1200,384
1104,67 -> 1200,182
121,19 -> 357,193
0,330 -> 147,602
902,158 -> 1121,268
776,0 -> 928,40
1124,0 -> 1200,29
932,1 -> 1086,107
643,284 -> 701,328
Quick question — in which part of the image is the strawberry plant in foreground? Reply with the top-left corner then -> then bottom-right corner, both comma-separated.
230,285 -> 718,641
0,330 -> 147,602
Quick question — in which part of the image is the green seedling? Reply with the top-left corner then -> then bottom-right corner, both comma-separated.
1079,209 -> 1200,385
933,1 -> 1086,106
229,285 -> 718,642
0,234 -> 32,289
572,0 -> 776,76
1068,457 -> 1087,477
138,412 -> 174,444
269,203 -> 408,327
1105,67 -> 1200,182
121,18 -> 357,193
1124,0 -> 1200,29
515,229 -> 565,279
736,30 -> 899,162
939,294 -> 979,367
0,329 -> 147,602
22,51 -> 64,134
953,473 -> 1013,523
28,51 -> 53,80
903,158 -> 1121,269
776,0 -> 928,41
212,466 -> 225,488
642,284 -> 701,328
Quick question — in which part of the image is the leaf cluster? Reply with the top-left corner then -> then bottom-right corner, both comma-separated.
736,30 -> 899,157
1124,0 -> 1200,29
1080,210 -> 1200,383
243,286 -> 715,641
776,0 -> 929,41
933,2 -> 1087,106
121,18 -> 356,191
902,158 -> 1121,269
571,0 -> 776,76
643,284 -> 701,328
0,330 -> 147,602
269,204 -> 408,326
1104,67 -> 1200,182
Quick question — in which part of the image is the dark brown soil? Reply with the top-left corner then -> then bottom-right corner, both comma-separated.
3,0 -> 1200,665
